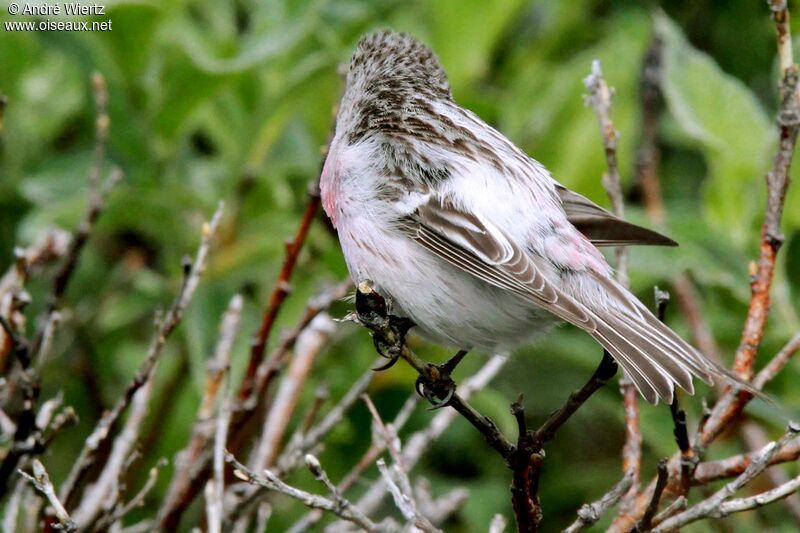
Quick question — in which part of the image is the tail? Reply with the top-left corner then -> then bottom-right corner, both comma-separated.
583,275 -> 760,405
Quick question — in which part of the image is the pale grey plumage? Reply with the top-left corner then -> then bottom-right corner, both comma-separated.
321,30 -> 727,404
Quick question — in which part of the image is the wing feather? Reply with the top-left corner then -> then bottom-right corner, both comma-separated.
400,195 -> 709,404
555,185 -> 677,247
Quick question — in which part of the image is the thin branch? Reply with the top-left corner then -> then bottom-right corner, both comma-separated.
159,294 -> 243,524
563,470 -> 635,533
225,451 -> 381,533
585,60 -> 642,510
752,331 -> 800,389
584,59 -> 628,285
92,458 -> 167,532
304,454 -> 347,511
376,458 -> 441,533
32,72 -> 120,363
709,0 -> 800,411
652,425 -> 800,531
417,480 -> 469,526
740,420 -> 800,523
239,186 -> 321,402
243,280 -> 350,418
631,459 -> 668,532
365,396 -> 439,532
694,434 -> 800,484
610,5 -> 800,527
248,313 -> 337,470
19,459 -> 76,531
287,394 -> 420,533
716,473 -> 800,516
275,363 -> 376,474
351,354 -> 508,521
72,374 -> 155,528
59,203 -> 224,507
531,351 -> 618,448
225,361 -> 378,528
206,375 -> 234,533
650,496 -> 687,528
156,280 -> 347,531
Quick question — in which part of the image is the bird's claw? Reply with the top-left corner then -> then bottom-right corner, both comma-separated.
413,350 -> 468,409
416,378 -> 455,410
415,365 -> 457,410
371,337 -> 401,371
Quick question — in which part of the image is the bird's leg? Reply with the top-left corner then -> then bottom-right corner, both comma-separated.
371,315 -> 416,371
354,280 -> 416,371
415,349 -> 468,409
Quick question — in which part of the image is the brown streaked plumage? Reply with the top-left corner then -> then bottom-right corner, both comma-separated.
321,30 -> 737,404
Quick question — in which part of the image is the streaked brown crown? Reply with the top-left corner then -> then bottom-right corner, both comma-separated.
348,30 -> 452,100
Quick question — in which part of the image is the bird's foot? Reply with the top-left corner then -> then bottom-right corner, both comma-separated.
372,337 -> 401,371
370,315 -> 416,371
415,350 -> 468,410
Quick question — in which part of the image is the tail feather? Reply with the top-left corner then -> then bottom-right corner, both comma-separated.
583,277 -> 720,405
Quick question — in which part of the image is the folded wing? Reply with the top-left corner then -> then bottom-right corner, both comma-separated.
400,196 -> 716,404
555,184 -> 677,247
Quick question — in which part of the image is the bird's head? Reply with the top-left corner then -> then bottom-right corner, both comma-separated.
334,30 -> 453,144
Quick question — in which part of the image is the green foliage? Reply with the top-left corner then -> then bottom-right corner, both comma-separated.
1,0 -> 799,530
656,11 -> 775,247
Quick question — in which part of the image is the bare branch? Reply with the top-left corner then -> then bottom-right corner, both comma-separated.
563,470 -> 634,533
159,294 -> 243,524
249,313 -> 337,470
59,203 -> 224,506
753,331 -> 800,389
225,451 -> 382,533
716,473 -> 800,516
694,434 -> 800,484
275,365 -> 375,474
417,480 -> 469,526
206,391 -> 233,533
652,425 -> 800,532
239,186 -> 321,402
610,4 -> 800,527
650,496 -> 686,527
92,457 -> 167,532
585,60 -> 641,511
72,375 -> 155,528
19,459 -> 76,531
32,71 -> 121,363
226,363 -> 378,527
287,394 -> 420,533
584,59 -> 628,285
631,459 -> 668,532
157,281 -> 347,531
365,396 -> 439,532
352,353 -> 508,519
376,458 -> 440,533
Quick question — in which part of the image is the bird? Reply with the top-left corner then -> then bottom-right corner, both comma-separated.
320,29 -> 727,405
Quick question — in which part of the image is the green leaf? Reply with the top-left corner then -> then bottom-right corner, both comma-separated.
656,11 -> 775,246
407,0 -> 526,88
499,11 -> 651,202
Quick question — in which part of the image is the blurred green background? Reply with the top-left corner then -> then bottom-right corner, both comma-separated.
1,0 -> 800,530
